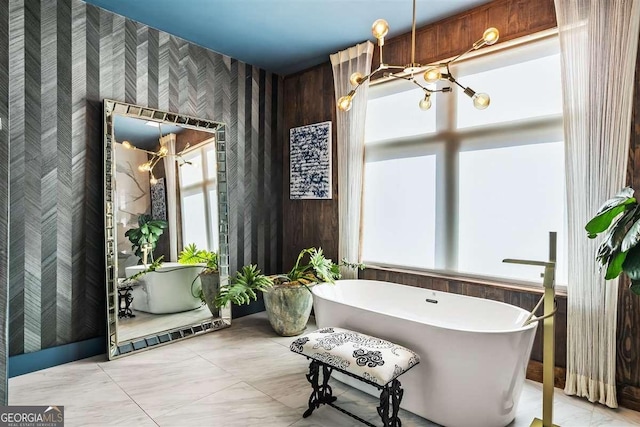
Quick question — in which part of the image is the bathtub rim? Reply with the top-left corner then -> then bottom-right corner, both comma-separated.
125,262 -> 206,276
312,279 -> 538,335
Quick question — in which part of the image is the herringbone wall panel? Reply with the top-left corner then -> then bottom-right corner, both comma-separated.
1,0 -> 283,368
0,0 -> 9,405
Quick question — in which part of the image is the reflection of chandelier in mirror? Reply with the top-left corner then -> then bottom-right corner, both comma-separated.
337,0 -> 499,112
121,122 -> 192,185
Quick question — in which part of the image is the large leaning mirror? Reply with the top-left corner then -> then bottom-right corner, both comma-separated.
103,99 -> 230,359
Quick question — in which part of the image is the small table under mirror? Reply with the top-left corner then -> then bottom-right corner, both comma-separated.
103,99 -> 230,359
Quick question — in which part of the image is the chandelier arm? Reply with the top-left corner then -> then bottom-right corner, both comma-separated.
411,0 -> 416,66
384,73 -> 435,93
122,144 -> 158,156
445,46 -> 476,66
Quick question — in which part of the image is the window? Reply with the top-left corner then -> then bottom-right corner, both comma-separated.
361,34 -> 568,286
179,140 -> 219,252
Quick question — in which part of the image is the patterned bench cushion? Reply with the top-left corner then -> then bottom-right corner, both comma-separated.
290,327 -> 420,386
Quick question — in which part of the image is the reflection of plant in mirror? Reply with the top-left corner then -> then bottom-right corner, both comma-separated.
215,264 -> 273,308
178,243 -> 219,303
178,243 -> 218,272
124,214 -> 167,261
121,256 -> 164,284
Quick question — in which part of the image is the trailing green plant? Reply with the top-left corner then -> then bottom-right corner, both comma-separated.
214,264 -> 273,308
586,187 -> 640,294
124,214 -> 168,260
178,243 -> 218,272
121,256 -> 164,284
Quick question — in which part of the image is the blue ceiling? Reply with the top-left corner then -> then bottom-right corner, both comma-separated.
114,116 -> 186,150
84,0 -> 493,76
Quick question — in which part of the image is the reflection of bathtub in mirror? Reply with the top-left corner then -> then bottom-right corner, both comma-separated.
125,263 -> 205,314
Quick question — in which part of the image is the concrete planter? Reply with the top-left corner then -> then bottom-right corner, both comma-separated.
263,284 -> 313,336
199,272 -> 220,317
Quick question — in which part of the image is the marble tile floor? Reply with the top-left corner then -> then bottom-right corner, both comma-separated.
9,312 -> 640,427
118,305 -> 211,342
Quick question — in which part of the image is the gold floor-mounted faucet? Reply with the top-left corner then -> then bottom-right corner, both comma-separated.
503,231 -> 560,427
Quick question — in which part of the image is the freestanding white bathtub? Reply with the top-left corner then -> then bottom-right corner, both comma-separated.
312,279 -> 537,427
125,262 -> 204,314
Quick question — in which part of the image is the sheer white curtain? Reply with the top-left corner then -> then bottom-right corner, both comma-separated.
330,41 -> 373,278
161,133 -> 179,261
556,0 -> 640,407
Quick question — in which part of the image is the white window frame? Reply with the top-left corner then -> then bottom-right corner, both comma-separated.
361,30 -> 567,289
179,137 -> 219,252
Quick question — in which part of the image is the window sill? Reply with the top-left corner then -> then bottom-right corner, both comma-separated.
361,263 -> 568,298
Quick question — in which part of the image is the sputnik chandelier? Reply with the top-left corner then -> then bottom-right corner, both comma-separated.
337,0 -> 499,112
121,123 -> 192,185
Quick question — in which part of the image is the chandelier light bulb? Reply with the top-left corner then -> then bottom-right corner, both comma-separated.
423,67 -> 442,84
473,93 -> 491,110
350,72 -> 364,87
150,175 -> 158,185
418,95 -> 432,111
371,19 -> 389,40
483,27 -> 500,45
122,141 -> 133,149
337,94 -> 353,112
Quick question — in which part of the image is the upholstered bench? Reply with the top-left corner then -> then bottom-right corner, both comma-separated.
290,327 -> 420,427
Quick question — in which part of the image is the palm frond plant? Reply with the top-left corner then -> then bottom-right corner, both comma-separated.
271,247 -> 354,288
178,243 -> 218,272
586,187 -> 640,294
214,264 -> 273,307
178,243 -> 220,315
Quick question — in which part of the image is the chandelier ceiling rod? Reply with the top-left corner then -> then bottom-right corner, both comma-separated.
337,0 -> 499,112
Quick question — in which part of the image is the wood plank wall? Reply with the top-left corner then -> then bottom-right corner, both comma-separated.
282,63 -> 338,269
283,0 -> 640,412
2,0 -> 283,360
621,42 -> 640,411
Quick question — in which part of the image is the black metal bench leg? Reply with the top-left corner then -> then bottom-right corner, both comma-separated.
390,379 -> 404,427
378,379 -> 404,427
303,361 -> 336,418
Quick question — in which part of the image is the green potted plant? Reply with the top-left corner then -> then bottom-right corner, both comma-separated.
124,214 -> 168,261
178,243 -> 220,316
263,247 -> 363,337
586,187 -> 640,294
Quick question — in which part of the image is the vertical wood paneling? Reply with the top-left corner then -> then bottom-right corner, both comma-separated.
0,0 -> 9,405
3,0 -> 283,364
619,41 -> 640,411
282,62 -> 338,269
258,70 -> 267,270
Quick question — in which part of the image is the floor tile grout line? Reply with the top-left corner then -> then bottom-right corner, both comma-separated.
150,379 -> 245,421
96,361 -> 161,427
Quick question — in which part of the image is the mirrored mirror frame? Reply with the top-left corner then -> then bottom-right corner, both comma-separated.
103,99 -> 231,360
